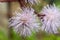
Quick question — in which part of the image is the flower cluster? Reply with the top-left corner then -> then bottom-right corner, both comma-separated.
9,2 -> 60,37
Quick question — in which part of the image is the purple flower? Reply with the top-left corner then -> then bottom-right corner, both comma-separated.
40,4 -> 60,34
9,8 -> 40,37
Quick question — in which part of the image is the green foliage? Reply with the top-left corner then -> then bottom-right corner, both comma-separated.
9,28 -> 21,40
25,31 -> 37,40
8,28 -> 37,40
54,0 -> 60,8
0,28 -> 8,40
32,3 -> 43,13
43,34 -> 57,40
8,29 -> 60,40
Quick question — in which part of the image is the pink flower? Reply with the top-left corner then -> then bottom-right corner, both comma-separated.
9,8 -> 40,37
25,0 -> 39,4
40,4 -> 60,34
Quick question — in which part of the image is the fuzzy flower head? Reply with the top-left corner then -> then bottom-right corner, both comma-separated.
9,8 -> 40,37
25,0 -> 40,4
41,4 -> 60,34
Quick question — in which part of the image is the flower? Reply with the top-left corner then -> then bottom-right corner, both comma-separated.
25,0 -> 39,4
9,8 -> 40,37
40,4 -> 60,34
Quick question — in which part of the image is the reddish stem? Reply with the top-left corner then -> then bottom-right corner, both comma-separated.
34,11 -> 45,19
18,0 -> 27,8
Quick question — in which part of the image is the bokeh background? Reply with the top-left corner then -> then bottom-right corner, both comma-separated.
0,2 -> 8,40
0,0 -> 60,40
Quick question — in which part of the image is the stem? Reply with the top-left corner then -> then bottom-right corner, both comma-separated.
34,11 -> 45,19
18,0 -> 27,8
